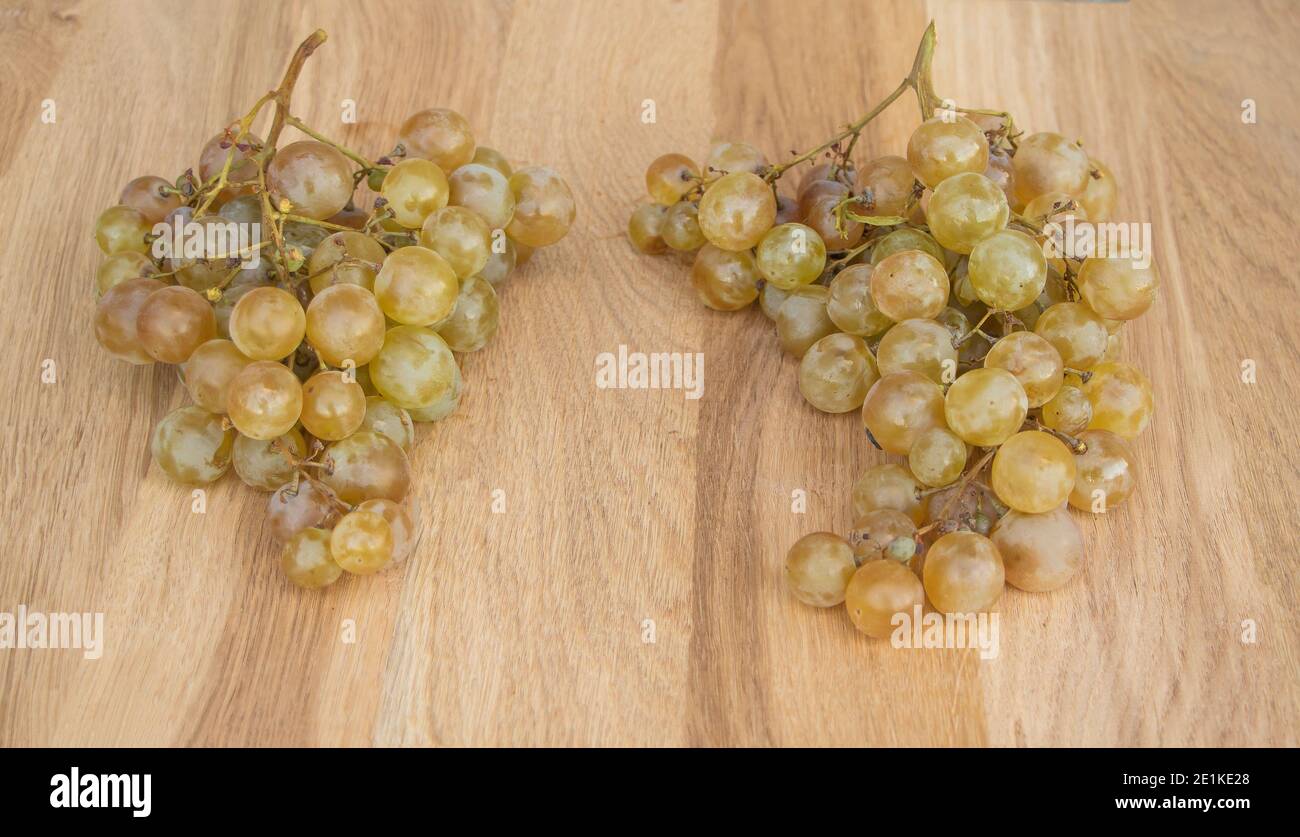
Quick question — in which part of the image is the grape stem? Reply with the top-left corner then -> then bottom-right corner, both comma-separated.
1026,419 -> 1088,454
914,448 -> 996,538
953,309 -> 995,347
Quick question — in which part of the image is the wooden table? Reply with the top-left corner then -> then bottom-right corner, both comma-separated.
1,0 -> 1296,746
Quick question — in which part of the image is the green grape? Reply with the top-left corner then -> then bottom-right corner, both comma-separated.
267,479 -> 341,543
437,274 -> 499,352
94,277 -> 167,364
96,251 -> 159,297
967,229 -> 1046,311
847,508 -> 917,563
1079,158 -> 1117,221
802,194 -> 862,250
876,318 -> 957,384
922,531 -> 1005,613
690,245 -> 759,311
305,283 -> 386,367
1033,302 -> 1108,369
406,362 -> 463,421
861,370 -> 947,455
226,360 -> 303,440
926,172 -> 1009,254
399,107 -> 476,170
759,281 -> 790,320
845,559 -> 925,638
775,285 -> 836,357
870,227 -> 946,266
870,250 -> 949,321
908,427 -> 968,487
944,367 -> 1028,446
705,142 -> 768,176
644,153 -> 700,205
1041,384 -> 1092,435
300,371 -> 366,441
991,430 -> 1077,513
94,205 -> 152,255
448,162 -> 515,229
906,116 -> 990,189
854,155 -> 916,217
119,175 -> 181,224
478,237 -> 517,287
983,331 -> 1063,407
852,463 -> 924,524
232,429 -> 305,491
380,157 -> 450,229
627,203 -> 669,254
369,325 -> 460,410
228,286 -> 305,361
755,223 -> 826,289
358,396 -> 415,452
1082,361 -> 1154,438
990,506 -> 1084,592
505,166 -> 575,247
1076,257 -> 1159,320
199,131 -> 263,200
420,206 -> 492,279
280,527 -> 343,589
356,499 -> 417,563
135,285 -> 217,364
661,201 -> 707,251
1070,429 -> 1137,511
1012,132 -> 1091,205
784,532 -> 856,607
827,263 -> 893,337
149,405 -> 234,485
321,431 -> 411,504
181,338 -> 253,413
797,332 -> 878,413
330,509 -> 394,575
472,145 -> 513,177
697,171 -> 776,251
373,246 -> 460,326
267,140 -> 354,221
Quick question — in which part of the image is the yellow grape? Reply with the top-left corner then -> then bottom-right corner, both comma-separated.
94,205 -> 152,255
1012,132 -> 1091,205
281,527 -> 343,589
870,227 -> 946,266
307,231 -> 387,294
1082,361 -> 1154,438
232,429 -> 305,491
990,506 -> 1085,592
198,131 -> 263,200
802,194 -> 863,250
645,153 -> 700,205
181,338 -> 253,413
706,142 -> 768,176
436,274 -> 499,352
368,325 -> 460,410
1070,428 -> 1137,512
1033,302 -> 1109,369
119,175 -> 181,224
358,397 -> 414,452
1076,257 -> 1159,320
267,480 -> 342,543
226,360 -> 303,440
448,162 -> 515,229
926,172 -> 1009,254
1041,384 -> 1092,435
991,430 -> 1077,513
869,250 -> 949,321
855,155 -> 916,217
321,431 -> 411,504
150,405 -> 234,485
908,426 -> 968,487
775,285 -> 836,358
94,277 -> 167,364
1079,158 -> 1118,221
861,370 -> 947,455
135,285 -> 217,364
330,509 -> 394,575
300,371 -> 366,441
944,367 -> 1028,447
983,331 -> 1063,407
305,283 -> 386,367
627,203 -> 668,254
229,287 -> 306,361
356,498 -> 417,563
381,157 -> 450,229
398,108 -> 476,171
266,140 -> 354,221
922,531 -> 1005,613
876,318 -> 957,384
755,223 -> 826,290
373,246 -> 460,326
852,463 -> 924,524
697,171 -> 776,251
845,559 -> 925,638
797,332 -> 878,413
662,201 -> 707,251
784,532 -> 856,607
967,229 -> 1047,311
96,251 -> 159,297
505,166 -> 576,248
472,146 -> 512,177
690,244 -> 758,311
827,263 -> 893,337
906,116 -> 990,189
847,508 -> 917,563
420,206 -> 492,279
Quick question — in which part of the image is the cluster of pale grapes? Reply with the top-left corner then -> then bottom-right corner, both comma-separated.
92,32 -> 574,590
628,27 -> 1156,639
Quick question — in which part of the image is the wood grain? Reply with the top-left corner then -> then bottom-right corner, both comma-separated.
0,0 -> 1296,746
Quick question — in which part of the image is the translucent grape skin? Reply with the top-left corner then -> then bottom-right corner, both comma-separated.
968,229 -> 1047,311
697,171 -> 776,251
373,246 -> 460,326
94,277 -> 167,364
983,331 -> 1064,408
852,463 -> 925,524
755,223 -> 826,289
96,251 -> 159,297
268,479 -> 342,543
690,245 -> 759,311
876,318 -> 957,384
330,510 -> 394,575
923,531 -> 1005,613
181,338 -> 253,413
661,201 -> 707,251
1034,302 -> 1109,370
305,283 -> 386,367
906,116 -> 990,189
119,175 -> 181,224
321,431 -> 412,505
855,155 -> 916,217
232,429 -> 305,491
785,532 -> 856,607
380,157 -> 450,229
437,274 -> 500,352
150,405 -> 234,485
399,108 -> 476,171
226,360 -> 303,441
355,499 -> 417,564
828,263 -> 893,337
1076,257 -> 1159,320
229,287 -> 307,361
1082,362 -> 1154,439
420,206 -> 492,279
300,371 -> 367,441
448,162 -> 516,229
135,285 -> 217,364
861,370 -> 947,456
369,325 -> 460,410
1041,384 -> 1093,435
281,527 -> 343,589
1012,132 -> 1091,205
908,427 -> 968,487
505,166 -> 576,248
94,205 -> 152,255
846,559 -> 925,638
307,231 -> 387,294
267,140 -> 355,221
870,250 -> 949,321
797,332 -> 878,413
627,203 -> 669,254
990,506 -> 1085,592
944,368 -> 1028,447
926,172 -> 1010,254
991,430 -> 1077,513
645,153 -> 700,205
775,285 -> 837,358
358,397 -> 415,452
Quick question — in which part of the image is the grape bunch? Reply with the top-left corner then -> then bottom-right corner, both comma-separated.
627,24 -> 1156,637
91,31 -> 575,589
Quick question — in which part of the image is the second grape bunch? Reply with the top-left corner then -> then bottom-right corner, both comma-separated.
628,23 -> 1157,639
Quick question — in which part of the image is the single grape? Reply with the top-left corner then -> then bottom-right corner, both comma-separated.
876,318 -> 957,384
268,479 -> 342,542
983,331 -> 1063,407
94,205 -> 152,255
96,251 -> 159,297
399,107 -> 476,170
923,531 -> 1005,613
330,509 -> 394,575
944,367 -> 1028,447
908,427 -> 968,487
472,145 -> 512,177
94,277 -> 167,364
150,405 -> 234,485
870,227 -> 946,266
226,360 -> 303,440
267,140 -> 354,221
967,229 -> 1046,311
232,429 -> 305,491
852,463 -> 924,524
437,274 -> 499,352
1069,428 -> 1137,512
1079,158 -> 1118,221
321,431 -> 411,504
119,175 -> 181,224
448,162 -> 515,229
845,559 -> 925,638
870,250 -> 949,321
373,246 -> 460,326
1033,301 -> 1108,369
505,166 -> 575,247
355,499 -> 417,563
706,142 -> 768,176
847,508 -> 917,564
855,155 -> 916,217
755,223 -> 826,289
861,370 -> 947,455
906,116 -> 990,189
990,506 -> 1085,592
1076,257 -> 1159,320
419,206 -> 493,279
697,171 -> 776,251
212,282 -> 264,339
380,157 -> 450,229
645,153 -> 700,205
1082,361 -> 1154,438
991,430 -> 1077,513
300,371 -> 366,441
1012,132 -> 1091,205
775,285 -> 837,357
280,527 -> 343,589
1041,384 -> 1092,435
368,325 -> 460,410
627,203 -> 669,254
135,285 -> 217,364
784,532 -> 856,607
358,396 -> 415,452
798,332 -> 878,413
228,286 -> 305,361
827,263 -> 893,337
690,245 -> 759,311
304,283 -> 386,368
661,201 -> 707,251
802,194 -> 863,250
181,338 -> 253,412
926,172 -> 1009,254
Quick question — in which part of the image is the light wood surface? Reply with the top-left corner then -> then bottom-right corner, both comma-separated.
1,0 -> 1296,747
